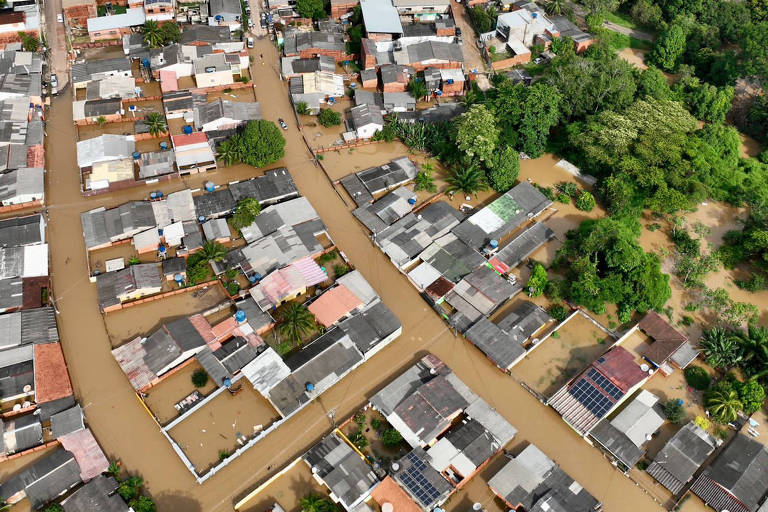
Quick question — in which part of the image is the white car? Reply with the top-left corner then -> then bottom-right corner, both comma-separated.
57,13 -> 63,22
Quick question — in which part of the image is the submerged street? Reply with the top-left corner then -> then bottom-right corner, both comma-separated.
37,28 -> 668,512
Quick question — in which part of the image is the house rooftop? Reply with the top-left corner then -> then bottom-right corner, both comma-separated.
0,448 -> 82,509
96,263 -> 161,310
0,214 -> 43,248
194,98 -> 261,129
181,24 -> 234,44
647,422 -> 716,495
61,475 -> 128,512
638,311 -> 688,366
87,8 -> 146,33
360,0 -> 403,34
76,134 -> 135,169
71,57 -> 132,85
228,168 -> 298,205
489,222 -> 555,274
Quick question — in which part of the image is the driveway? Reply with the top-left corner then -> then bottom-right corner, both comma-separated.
450,2 -> 486,73
602,20 -> 655,42
43,0 -> 69,89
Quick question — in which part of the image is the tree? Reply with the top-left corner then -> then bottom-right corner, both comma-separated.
296,102 -> 310,115
468,5 -> 495,33
701,288 -> 759,327
738,325 -> 768,381
701,328 -> 742,369
296,0 -> 325,18
234,120 -> 286,168
300,494 -> 335,512
630,0 -> 663,28
144,112 -> 167,136
230,197 -> 261,230
381,428 -> 403,447
637,66 -> 671,100
407,78 -> 428,101
107,460 -> 122,479
685,366 -> 711,390
575,190 -> 596,211
648,24 -> 688,71
201,241 -> 227,262
580,0 -> 618,16
192,369 -> 209,388
455,104 -> 499,163
526,263 -> 548,297
118,476 -> 144,502
187,262 -> 210,284
414,162 -> 437,193
318,108 -> 342,127
749,0 -> 768,22
664,399 -> 685,424
485,146 -> 519,192
130,496 -> 157,512
686,84 -> 734,123
735,379 -> 766,414
141,20 -> 163,48
675,252 -> 719,288
277,303 -> 317,344
445,164 -> 489,196
217,139 -> 241,166
706,383 -> 743,423
18,32 -> 40,52
44,504 -> 64,512
545,0 -> 566,15
160,22 -> 181,44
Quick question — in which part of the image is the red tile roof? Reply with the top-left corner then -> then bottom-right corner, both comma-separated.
59,428 -> 109,481
639,311 -> 688,365
160,70 -> 178,93
33,343 -> 74,403
172,132 -> 208,147
371,477 -> 422,512
308,284 -> 362,327
593,346 -> 647,392
425,277 -> 454,301
189,314 -> 215,343
26,145 -> 44,168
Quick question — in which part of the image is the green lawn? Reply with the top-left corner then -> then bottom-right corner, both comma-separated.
599,28 -> 653,52
604,11 -> 639,30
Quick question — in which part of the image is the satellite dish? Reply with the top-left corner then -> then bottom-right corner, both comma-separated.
473,504 -> 482,511
382,503 -> 394,512
640,364 -> 649,372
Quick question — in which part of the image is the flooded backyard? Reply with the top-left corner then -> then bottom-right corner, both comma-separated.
143,360 -> 219,425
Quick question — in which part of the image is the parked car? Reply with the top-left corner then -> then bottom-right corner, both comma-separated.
50,74 -> 58,88
246,6 -> 251,14
260,17 -> 267,28
455,27 -> 461,36
248,19 -> 254,28
56,13 -> 63,22
247,37 -> 254,48
278,118 -> 287,130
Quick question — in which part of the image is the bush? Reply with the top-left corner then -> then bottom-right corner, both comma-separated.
684,366 -> 711,390
548,304 -> 569,322
664,398 -> 685,424
44,505 -> 64,512
333,263 -> 351,277
381,428 -> 403,447
192,369 -> 209,388
555,193 -> 570,204
318,108 -> 342,127
370,418 -> 381,430
349,430 -> 368,450
296,102 -> 310,115
575,191 -> 596,212
526,263 -> 548,297
694,415 -> 711,430
558,182 -> 579,197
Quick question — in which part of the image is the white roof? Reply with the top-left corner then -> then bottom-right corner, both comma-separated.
336,270 -> 377,305
87,8 -> 146,32
610,390 -> 665,447
407,261 -> 441,291
506,38 -> 531,55
22,244 -> 47,277
360,0 -> 403,34
163,221 -> 185,246
132,228 -> 160,250
105,258 -> 125,272
241,347 -> 291,394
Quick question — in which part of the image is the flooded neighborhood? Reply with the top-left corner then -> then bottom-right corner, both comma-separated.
0,0 -> 767,509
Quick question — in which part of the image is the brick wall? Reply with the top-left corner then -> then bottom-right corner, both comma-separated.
490,52 -> 530,70
63,3 -> 97,27
90,26 -> 131,42
298,48 -> 356,62
409,60 -> 462,72
330,0 -> 357,18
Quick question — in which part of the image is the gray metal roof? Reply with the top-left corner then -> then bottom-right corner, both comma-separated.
96,264 -> 161,309
464,316 -> 526,370
284,29 -> 347,55
422,233 -> 486,283
62,475 -> 128,512
161,256 -> 185,276
357,157 -> 418,195
647,422 -> 716,494
360,0 -> 403,34
138,150 -> 176,179
492,222 -> 555,271
209,0 -> 241,16
76,134 -> 135,169
228,168 -> 298,205
0,167 -> 44,204
349,104 -> 384,132
1,413 -> 43,454
25,120 -> 44,146
181,25 -> 233,44
202,218 -> 230,241
0,214 -> 43,248
405,41 -> 463,64
50,405 -> 85,439
0,278 -> 22,311
21,306 -> 59,345
194,99 -> 261,129
304,433 -> 380,509
340,173 -> 374,208
337,300 -> 401,354
0,448 -> 82,509
196,347 -> 231,386
213,337 -> 260,373
72,57 -> 132,84
194,188 -> 236,219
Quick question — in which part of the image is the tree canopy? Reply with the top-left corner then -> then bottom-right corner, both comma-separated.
232,120 -> 286,168
296,0 -> 326,19
455,105 -> 499,163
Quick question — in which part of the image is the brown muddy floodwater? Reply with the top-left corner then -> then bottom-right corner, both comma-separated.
39,32 -> 694,512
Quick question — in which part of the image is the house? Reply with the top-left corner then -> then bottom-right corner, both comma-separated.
96,263 -> 162,311
348,104 -> 384,140
87,8 -> 146,42
487,443 -> 601,512
452,181 -> 552,251
181,25 -> 244,52
494,9 -> 556,67
81,201 -> 157,250
360,68 -> 378,88
371,354 -> 516,508
62,0 -> 97,28
393,0 -> 450,16
489,222 -> 555,274
370,477 -> 422,512
439,68 -> 464,95
283,29 -> 352,62
194,99 -> 261,132
646,422 -> 716,495
0,448 -> 82,508
76,134 -> 135,171
383,91 -> 416,112
208,0 -> 242,31
353,156 -> 419,196
61,475 -> 129,512
85,76 -> 137,100
50,405 -> 85,439
202,218 -> 230,243
443,265 -> 521,330
172,132 -> 216,174
397,40 -> 463,71
33,342 -> 74,409
138,150 -> 176,179
249,257 -> 328,311
163,89 -> 207,119
144,0 -> 175,22
550,15 -> 594,52
0,307 -> 59,350
280,55 -> 336,79
463,301 -> 550,371
71,57 -> 132,89
122,33 -> 145,56
352,187 -> 416,233
360,0 -> 403,40
289,71 -> 345,114
1,413 -> 43,455
0,8 -> 40,50
72,98 -> 123,124
637,311 -> 693,372
380,63 -> 410,92
0,74 -> 42,105
112,315 -> 212,388
548,347 -> 650,435
308,284 -> 365,327
691,433 -> 768,512
228,168 -> 299,206
193,53 -> 233,88
149,44 -> 193,79
0,167 -> 44,206
303,432 -> 380,510
589,390 -> 666,470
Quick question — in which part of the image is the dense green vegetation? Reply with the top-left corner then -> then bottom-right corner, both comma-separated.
217,120 -> 286,168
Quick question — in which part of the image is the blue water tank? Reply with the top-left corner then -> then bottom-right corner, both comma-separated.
183,125 -> 193,135
150,192 -> 157,199
174,273 -> 183,283
142,58 -> 150,68
157,191 -> 163,198
253,273 -> 262,281
223,377 -> 232,388
160,141 -> 168,150
490,239 -> 499,248
305,382 -> 315,392
158,228 -> 164,236
236,310 -> 246,322
532,11 -> 538,17
436,90 -> 443,96
129,104 -> 136,111
159,245 -> 166,253
198,215 -> 206,222
205,181 -> 215,192
132,151 -> 141,160
407,197 -> 417,205
249,275 -> 257,283
215,14 -> 223,21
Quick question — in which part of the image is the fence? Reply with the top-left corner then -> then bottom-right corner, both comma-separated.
0,199 -> 42,214
102,280 -> 216,313
314,139 -> 385,153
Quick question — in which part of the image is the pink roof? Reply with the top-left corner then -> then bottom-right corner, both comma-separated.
59,428 -> 109,481
189,314 -> 216,343
293,257 -> 328,287
211,316 -> 237,340
160,70 -> 178,92
172,132 -> 208,147
34,343 -> 74,403
308,284 -> 362,327
26,145 -> 44,168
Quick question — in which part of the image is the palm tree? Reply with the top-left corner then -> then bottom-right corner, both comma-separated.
277,303 -> 317,345
217,139 -> 241,166
142,20 -> 163,48
414,162 -> 437,193
446,164 -> 489,196
738,325 -> 768,380
706,387 -> 742,423
144,112 -> 167,136
408,78 -> 428,102
545,0 -> 566,15
700,327 -> 742,369
300,494 -> 334,512
200,241 -> 227,262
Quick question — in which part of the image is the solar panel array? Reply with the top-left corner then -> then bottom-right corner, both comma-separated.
587,368 -> 624,400
399,452 -> 443,506
568,378 -> 615,418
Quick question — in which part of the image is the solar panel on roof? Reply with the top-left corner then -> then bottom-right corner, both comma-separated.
568,379 -> 615,418
588,368 -> 624,399
399,452 -> 442,505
